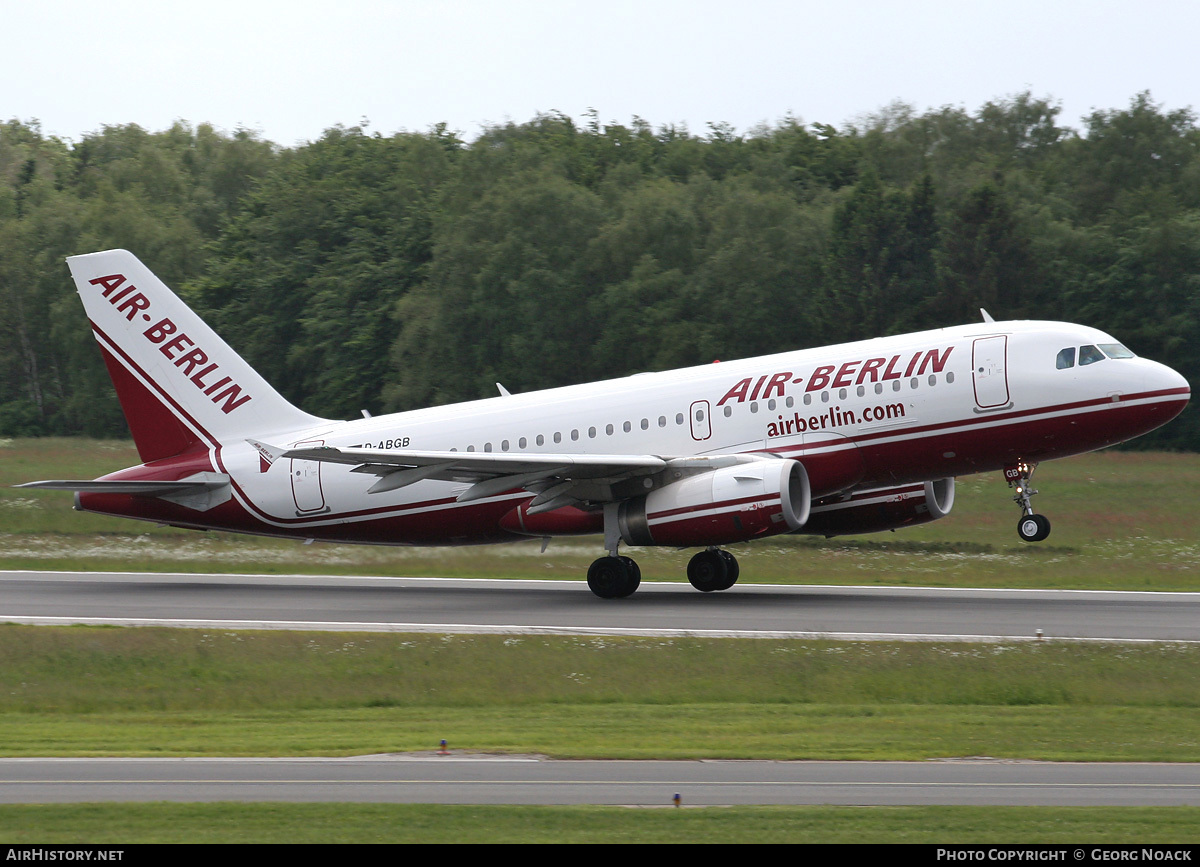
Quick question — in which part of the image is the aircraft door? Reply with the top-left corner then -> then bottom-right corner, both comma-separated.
689,400 -> 712,441
290,438 -> 328,514
972,336 -> 1011,410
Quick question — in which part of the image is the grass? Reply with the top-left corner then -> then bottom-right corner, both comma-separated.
1,804 -> 1199,844
2,438 -> 1199,590
1,627 -> 1199,761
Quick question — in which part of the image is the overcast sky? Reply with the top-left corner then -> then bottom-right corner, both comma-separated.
6,1 -> 1198,146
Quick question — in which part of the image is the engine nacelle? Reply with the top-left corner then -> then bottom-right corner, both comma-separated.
798,478 -> 955,537
618,459 -> 810,547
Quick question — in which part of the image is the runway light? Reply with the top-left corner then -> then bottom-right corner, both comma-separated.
438,739 -> 449,756
673,793 -> 681,807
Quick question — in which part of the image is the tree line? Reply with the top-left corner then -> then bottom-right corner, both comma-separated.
0,92 -> 1196,449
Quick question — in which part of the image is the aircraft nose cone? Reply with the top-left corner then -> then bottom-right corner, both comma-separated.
1144,360 -> 1190,423
1147,361 -> 1190,397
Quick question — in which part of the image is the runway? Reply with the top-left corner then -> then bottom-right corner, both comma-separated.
3,570 -> 1197,806
2,570 -> 1199,642
2,757 -> 1197,806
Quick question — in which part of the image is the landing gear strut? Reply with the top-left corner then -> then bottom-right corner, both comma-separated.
1006,461 -> 1051,542
587,504 -> 643,599
587,505 -> 741,597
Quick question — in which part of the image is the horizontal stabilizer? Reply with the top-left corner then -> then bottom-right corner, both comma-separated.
18,479 -> 222,495
18,473 -> 232,512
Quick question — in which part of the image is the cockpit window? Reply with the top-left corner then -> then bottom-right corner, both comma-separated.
1079,344 -> 1105,365
1056,348 -> 1076,369
1098,343 -> 1135,359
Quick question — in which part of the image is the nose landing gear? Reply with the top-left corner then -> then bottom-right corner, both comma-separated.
1006,461 -> 1051,542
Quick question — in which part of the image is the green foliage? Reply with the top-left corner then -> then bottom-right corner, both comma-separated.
0,92 -> 1197,445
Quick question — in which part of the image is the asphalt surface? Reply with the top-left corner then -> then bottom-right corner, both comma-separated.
1,757 -> 1197,806
2,570 -> 1199,641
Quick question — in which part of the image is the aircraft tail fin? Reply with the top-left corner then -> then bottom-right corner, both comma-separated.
67,249 -> 325,463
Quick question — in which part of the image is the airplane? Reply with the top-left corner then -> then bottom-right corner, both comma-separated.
18,249 -> 1191,598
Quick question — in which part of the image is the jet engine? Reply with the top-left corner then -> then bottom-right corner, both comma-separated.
617,459 -> 810,547
798,478 -> 955,537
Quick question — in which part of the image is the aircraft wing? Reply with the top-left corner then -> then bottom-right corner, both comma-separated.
265,442 -> 747,514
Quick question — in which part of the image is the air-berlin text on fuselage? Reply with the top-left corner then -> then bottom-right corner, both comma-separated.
89,274 -> 252,414
716,346 -> 955,405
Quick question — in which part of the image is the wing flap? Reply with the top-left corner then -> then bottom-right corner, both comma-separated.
270,443 -> 772,510
275,444 -> 671,508
281,445 -> 667,479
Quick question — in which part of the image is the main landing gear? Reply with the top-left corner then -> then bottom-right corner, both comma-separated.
586,555 -> 641,599
686,548 -> 740,592
585,547 -> 741,598
1006,460 -> 1052,542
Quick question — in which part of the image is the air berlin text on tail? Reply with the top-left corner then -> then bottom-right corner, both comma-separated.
90,273 -> 252,414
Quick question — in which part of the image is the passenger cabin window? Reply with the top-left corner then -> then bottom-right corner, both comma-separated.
1079,344 -> 1105,366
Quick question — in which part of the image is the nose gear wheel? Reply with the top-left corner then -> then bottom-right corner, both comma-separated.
1006,461 -> 1051,542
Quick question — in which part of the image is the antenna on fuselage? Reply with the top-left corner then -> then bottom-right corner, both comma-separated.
496,383 -> 512,397
980,308 -> 996,323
